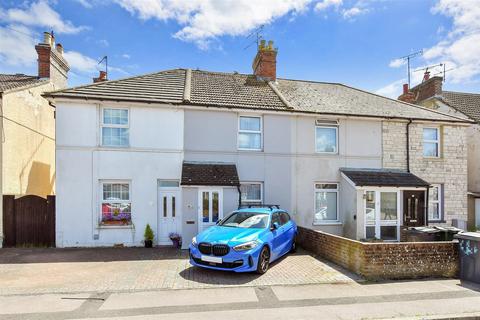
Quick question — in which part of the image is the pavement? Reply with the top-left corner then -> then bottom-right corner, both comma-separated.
0,247 -> 356,295
2,248 -> 480,319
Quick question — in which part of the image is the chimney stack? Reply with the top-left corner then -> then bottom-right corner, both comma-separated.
398,83 -> 416,104
252,39 -> 277,81
35,31 -> 70,89
93,71 -> 107,83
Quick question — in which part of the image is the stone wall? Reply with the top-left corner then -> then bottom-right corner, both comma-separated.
382,120 -> 468,224
297,226 -> 459,280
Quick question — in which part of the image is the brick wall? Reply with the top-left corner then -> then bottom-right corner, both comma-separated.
297,226 -> 459,280
382,120 -> 468,224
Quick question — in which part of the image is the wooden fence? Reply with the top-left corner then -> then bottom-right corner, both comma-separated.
3,195 -> 55,247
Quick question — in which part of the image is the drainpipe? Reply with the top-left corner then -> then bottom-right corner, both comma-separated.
425,185 -> 430,226
406,119 -> 413,172
237,185 -> 242,209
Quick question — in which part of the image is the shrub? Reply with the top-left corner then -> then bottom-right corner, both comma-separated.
144,224 -> 154,241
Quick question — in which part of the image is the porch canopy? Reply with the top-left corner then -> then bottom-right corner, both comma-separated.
340,168 -> 430,188
181,162 -> 240,186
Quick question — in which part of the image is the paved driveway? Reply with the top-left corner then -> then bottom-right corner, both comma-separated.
0,247 -> 359,295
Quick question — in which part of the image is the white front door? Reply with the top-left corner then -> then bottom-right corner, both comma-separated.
198,188 -> 223,233
158,190 -> 180,245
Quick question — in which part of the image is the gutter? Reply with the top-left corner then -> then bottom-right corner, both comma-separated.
42,95 -> 473,125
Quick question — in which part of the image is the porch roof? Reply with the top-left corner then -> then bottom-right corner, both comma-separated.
340,168 -> 430,188
181,162 -> 240,187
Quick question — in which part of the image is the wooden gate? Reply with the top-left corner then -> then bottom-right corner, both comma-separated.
3,195 -> 55,247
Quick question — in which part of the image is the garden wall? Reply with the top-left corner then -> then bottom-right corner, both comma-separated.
297,226 -> 459,280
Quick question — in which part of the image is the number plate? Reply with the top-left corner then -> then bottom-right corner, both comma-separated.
201,255 -> 222,264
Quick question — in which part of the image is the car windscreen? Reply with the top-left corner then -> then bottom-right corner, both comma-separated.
219,211 -> 269,229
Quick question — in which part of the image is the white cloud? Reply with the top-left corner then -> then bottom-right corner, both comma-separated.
422,0 -> 480,83
122,54 -> 131,59
75,0 -> 93,9
64,51 -> 128,76
1,1 -> 88,34
389,58 -> 406,68
64,50 -> 99,73
314,0 -> 342,12
375,79 -> 406,99
96,39 -> 109,47
342,6 -> 368,19
114,0 -> 313,48
0,25 -> 37,67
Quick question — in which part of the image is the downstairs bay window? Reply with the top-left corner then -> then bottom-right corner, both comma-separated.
100,181 -> 131,226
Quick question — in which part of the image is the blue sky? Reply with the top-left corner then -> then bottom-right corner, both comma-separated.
0,0 -> 479,98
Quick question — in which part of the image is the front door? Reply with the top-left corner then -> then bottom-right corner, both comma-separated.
403,190 -> 426,227
158,190 -> 180,245
198,188 -> 223,233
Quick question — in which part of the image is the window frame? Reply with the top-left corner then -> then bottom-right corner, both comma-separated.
101,107 -> 130,147
237,115 -> 263,151
315,125 -> 339,154
363,189 -> 401,242
99,180 -> 132,226
313,183 -> 339,224
428,184 -> 443,222
423,127 -> 441,158
240,182 -> 263,204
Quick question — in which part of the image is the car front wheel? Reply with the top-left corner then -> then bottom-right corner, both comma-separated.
256,246 -> 270,274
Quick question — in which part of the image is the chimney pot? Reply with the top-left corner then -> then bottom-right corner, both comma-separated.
403,83 -> 409,95
43,32 -> 52,46
423,71 -> 430,82
93,70 -> 107,83
56,43 -> 63,55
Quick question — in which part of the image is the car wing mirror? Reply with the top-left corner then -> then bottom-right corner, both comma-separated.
271,222 -> 280,231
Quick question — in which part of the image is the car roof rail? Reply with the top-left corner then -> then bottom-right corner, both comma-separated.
238,204 -> 280,210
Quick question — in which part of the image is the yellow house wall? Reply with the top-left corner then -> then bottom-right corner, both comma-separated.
2,82 -> 56,197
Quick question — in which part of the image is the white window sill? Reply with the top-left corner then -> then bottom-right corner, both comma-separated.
97,225 -> 134,230
238,149 -> 263,152
313,221 -> 342,226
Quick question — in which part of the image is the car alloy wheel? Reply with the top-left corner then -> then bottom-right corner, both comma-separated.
256,246 -> 270,274
290,236 -> 297,253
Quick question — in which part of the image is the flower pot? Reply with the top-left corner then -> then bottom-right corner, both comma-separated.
144,240 -> 153,248
171,239 -> 180,248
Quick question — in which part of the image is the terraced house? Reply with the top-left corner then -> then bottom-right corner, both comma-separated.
44,40 -> 472,248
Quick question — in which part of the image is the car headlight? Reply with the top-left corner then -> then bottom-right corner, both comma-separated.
192,236 -> 197,247
233,240 -> 258,251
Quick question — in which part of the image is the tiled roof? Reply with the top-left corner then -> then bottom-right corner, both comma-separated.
45,68 -> 470,123
341,168 -> 430,187
273,79 -> 465,122
45,69 -> 186,103
190,70 -> 285,109
442,91 -> 480,122
0,74 -> 46,93
181,162 -> 240,186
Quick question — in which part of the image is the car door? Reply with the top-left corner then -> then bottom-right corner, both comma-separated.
278,211 -> 294,255
270,212 -> 284,259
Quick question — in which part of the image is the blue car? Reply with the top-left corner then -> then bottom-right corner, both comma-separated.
189,206 -> 297,274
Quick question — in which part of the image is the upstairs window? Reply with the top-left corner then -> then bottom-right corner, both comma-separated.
315,125 -> 338,154
102,108 -> 129,147
238,116 -> 262,150
423,127 -> 440,157
240,183 -> 263,204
